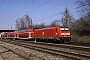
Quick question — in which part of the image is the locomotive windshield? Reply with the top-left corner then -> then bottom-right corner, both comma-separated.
60,28 -> 68,31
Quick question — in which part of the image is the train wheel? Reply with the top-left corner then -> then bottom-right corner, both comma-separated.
46,39 -> 48,42
46,39 -> 51,43
53,39 -> 57,43
58,40 -> 64,44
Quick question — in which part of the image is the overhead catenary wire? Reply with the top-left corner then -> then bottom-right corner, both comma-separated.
32,0 -> 67,18
6,0 -> 52,29
32,0 -> 34,11
36,13 -> 60,22
32,0 -> 79,23
9,0 -> 52,21
31,0 -> 68,23
34,7 -> 78,24
32,4 -> 59,18
0,0 -> 5,7
9,0 -> 77,27
27,0 -> 52,14
7,0 -> 34,29
11,0 -> 66,21
18,0 -> 77,24
9,0 -> 34,20
14,0 -> 33,17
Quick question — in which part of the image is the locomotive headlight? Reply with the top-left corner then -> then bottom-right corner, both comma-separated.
56,33 -> 57,35
66,33 -> 70,35
61,33 -> 70,35
61,33 -> 65,35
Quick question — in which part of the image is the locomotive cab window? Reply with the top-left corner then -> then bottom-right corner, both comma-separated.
65,28 -> 68,30
60,28 -> 69,31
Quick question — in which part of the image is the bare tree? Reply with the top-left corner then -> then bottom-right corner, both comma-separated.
15,14 -> 32,30
24,14 -> 32,28
19,18 -> 27,29
34,23 -> 46,29
75,0 -> 90,28
83,12 -> 90,25
61,7 -> 74,26
16,19 -> 20,30
71,17 -> 90,36
75,0 -> 90,15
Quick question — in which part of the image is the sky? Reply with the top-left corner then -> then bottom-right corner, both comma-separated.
0,0 -> 79,29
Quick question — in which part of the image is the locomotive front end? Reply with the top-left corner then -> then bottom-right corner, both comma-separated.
60,27 -> 71,43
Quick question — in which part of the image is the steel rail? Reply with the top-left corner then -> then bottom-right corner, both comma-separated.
0,45 -> 28,60
4,39 -> 90,51
1,39 -> 90,60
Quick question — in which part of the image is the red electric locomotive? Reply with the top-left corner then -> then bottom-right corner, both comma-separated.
34,26 -> 71,43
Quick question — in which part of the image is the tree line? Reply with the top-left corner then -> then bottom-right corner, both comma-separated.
15,0 -> 90,36
15,7 -> 74,30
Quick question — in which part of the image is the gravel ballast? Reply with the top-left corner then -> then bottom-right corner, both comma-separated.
0,40 -> 68,60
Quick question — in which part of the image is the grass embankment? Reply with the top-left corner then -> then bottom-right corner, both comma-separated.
71,35 -> 90,43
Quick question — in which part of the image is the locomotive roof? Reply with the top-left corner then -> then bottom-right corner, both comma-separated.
9,32 -> 14,33
18,29 -> 33,32
35,26 -> 69,31
35,27 -> 54,30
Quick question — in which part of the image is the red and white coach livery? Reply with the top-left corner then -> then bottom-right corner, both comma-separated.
1,26 -> 71,43
17,29 -> 34,39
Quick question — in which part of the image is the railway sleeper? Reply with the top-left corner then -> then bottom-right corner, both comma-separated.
5,40 -> 89,60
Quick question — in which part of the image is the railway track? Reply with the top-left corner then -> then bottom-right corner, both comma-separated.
0,44 -> 28,60
0,39 -> 90,60
7,39 -> 90,51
